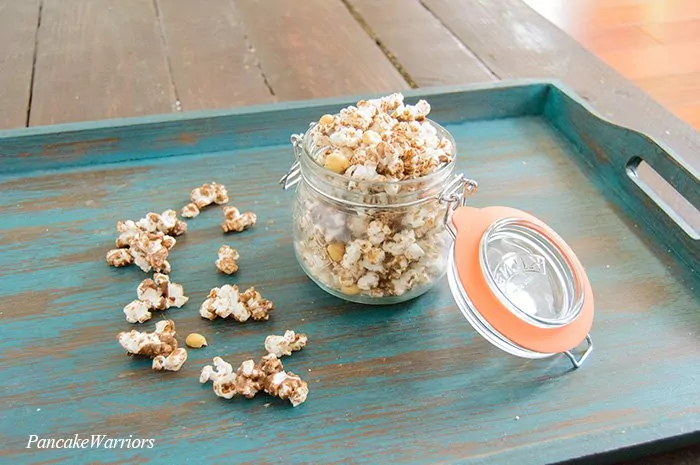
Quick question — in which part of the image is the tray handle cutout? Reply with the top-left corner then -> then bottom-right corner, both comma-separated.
626,157 -> 700,240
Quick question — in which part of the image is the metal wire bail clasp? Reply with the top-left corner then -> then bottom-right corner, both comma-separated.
439,174 -> 478,240
279,133 -> 304,190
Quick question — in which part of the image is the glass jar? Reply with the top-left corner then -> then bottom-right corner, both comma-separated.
281,119 -> 476,305
281,116 -> 594,369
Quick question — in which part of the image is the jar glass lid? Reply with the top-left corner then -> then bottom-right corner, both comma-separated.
447,206 -> 594,367
479,218 -> 585,329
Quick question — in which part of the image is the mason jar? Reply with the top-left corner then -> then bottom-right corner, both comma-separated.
281,115 -> 594,369
280,119 -> 476,305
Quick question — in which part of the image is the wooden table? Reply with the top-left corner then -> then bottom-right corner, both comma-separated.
1,0 -> 698,463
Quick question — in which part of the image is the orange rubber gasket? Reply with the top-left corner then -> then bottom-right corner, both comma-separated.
452,206 -> 594,354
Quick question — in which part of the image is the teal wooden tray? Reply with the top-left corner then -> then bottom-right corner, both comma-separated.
1,81 -> 698,465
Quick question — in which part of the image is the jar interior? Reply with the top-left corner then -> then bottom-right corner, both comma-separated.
479,218 -> 584,328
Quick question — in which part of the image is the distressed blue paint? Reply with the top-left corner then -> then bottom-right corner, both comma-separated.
0,82 -> 699,465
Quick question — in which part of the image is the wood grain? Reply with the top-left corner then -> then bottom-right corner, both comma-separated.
344,0 -> 495,86
523,0 -> 700,31
634,73 -> 700,108
155,0 -> 274,111
573,26 -> 660,54
420,0 -> 700,174
233,0 -> 409,100
0,0 -> 40,129
597,41 -> 700,80
639,19 -> 700,45
29,0 -> 175,126
0,83 -> 698,464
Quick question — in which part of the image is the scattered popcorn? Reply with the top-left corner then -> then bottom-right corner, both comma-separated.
222,206 -> 257,233
265,330 -> 308,357
200,353 -> 308,406
200,357 -> 236,398
215,245 -> 239,274
153,348 -> 188,372
185,333 -> 208,348
137,273 -> 189,310
199,284 -> 273,322
123,300 -> 152,324
108,210 -> 186,273
136,210 -> 187,237
122,274 -> 188,323
181,203 -> 200,218
128,231 -> 173,273
190,182 -> 229,209
117,319 -> 178,358
106,248 -> 133,267
240,287 -> 274,321
263,370 -> 309,407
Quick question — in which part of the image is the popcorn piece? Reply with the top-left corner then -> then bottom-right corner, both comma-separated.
137,273 -> 189,310
357,272 -> 380,290
106,248 -> 133,267
190,182 -> 229,209
200,354 -> 308,407
110,210 -> 182,274
222,206 -> 257,233
136,210 -> 187,237
123,300 -> 152,324
263,371 -> 309,407
153,348 -> 188,372
234,359 -> 265,398
240,287 -> 274,321
181,203 -> 200,219
215,245 -> 239,275
265,330 -> 308,357
199,285 -> 273,322
128,232 -> 172,274
116,220 -> 141,248
392,99 -> 431,121
117,319 -> 178,358
200,357 -> 238,399
367,220 -> 391,245
258,353 -> 284,376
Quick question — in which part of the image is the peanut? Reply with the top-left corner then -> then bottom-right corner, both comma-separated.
326,242 -> 346,262
186,333 -> 208,349
319,114 -> 335,125
324,152 -> 350,174
340,284 -> 361,295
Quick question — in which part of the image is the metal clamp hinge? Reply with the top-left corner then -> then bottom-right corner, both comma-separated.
563,334 -> 593,369
279,133 -> 304,190
440,174 -> 478,240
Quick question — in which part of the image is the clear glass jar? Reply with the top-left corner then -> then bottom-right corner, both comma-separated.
282,120 -> 474,305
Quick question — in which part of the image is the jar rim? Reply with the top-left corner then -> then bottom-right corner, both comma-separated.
300,118 -> 457,187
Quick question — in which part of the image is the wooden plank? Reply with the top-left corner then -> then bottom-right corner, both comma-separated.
420,0 -> 700,176
29,0 -> 175,127
344,0 -> 495,86
0,0 -> 40,129
155,0 -> 274,111
234,0 -> 409,100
